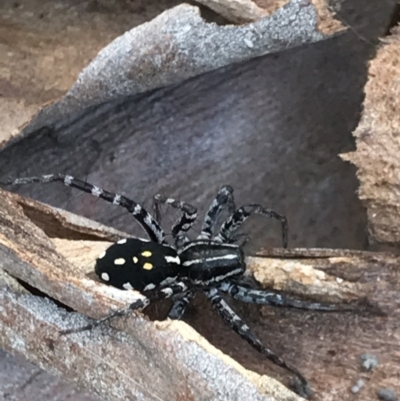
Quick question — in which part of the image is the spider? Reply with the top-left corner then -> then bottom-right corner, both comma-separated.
2,174 -> 354,398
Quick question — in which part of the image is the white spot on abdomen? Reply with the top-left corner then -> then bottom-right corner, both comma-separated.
101,273 -> 110,281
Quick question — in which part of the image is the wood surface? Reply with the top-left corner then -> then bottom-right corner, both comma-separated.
343,27 -> 400,247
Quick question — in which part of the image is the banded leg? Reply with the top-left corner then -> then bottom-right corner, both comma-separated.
60,297 -> 149,335
1,174 -> 166,244
61,281 -> 191,335
198,185 -> 236,240
216,204 -> 288,248
204,288 -> 310,395
153,194 -> 197,246
167,290 -> 195,320
218,281 -> 356,311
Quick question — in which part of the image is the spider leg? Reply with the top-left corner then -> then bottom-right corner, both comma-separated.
204,288 -> 310,395
216,204 -> 288,248
153,194 -> 197,246
1,174 -> 166,244
227,233 -> 250,248
198,185 -> 236,240
61,281 -> 191,335
167,290 -> 195,320
218,281 -> 356,311
60,297 -> 149,335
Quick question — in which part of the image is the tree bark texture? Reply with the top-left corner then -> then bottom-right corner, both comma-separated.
343,27 -> 400,247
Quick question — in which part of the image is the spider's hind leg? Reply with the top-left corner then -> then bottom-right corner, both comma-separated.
218,281 -> 357,312
204,288 -> 311,398
216,204 -> 288,248
1,174 -> 166,244
153,194 -> 197,246
198,185 -> 236,240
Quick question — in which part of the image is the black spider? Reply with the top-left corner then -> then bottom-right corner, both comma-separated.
2,174 -> 352,398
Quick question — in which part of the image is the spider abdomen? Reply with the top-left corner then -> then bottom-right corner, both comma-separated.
179,240 -> 245,286
95,238 -> 181,292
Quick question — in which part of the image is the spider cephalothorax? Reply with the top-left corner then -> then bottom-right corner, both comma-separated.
3,174 -> 353,398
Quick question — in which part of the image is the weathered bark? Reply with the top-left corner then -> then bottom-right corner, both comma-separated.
0,0 -> 342,147
343,27 -> 400,247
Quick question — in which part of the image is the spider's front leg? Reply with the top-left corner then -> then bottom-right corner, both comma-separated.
198,185 -> 236,240
60,297 -> 149,335
204,288 -> 312,398
216,204 -> 288,248
153,194 -> 197,246
218,281 -> 358,311
1,174 -> 167,244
